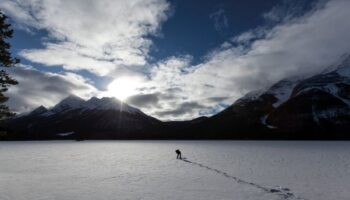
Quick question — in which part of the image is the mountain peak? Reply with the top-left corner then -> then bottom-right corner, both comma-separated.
25,95 -> 145,118
30,106 -> 48,115
62,94 -> 84,102
86,96 -> 120,106
322,54 -> 350,76
86,96 -> 141,113
51,95 -> 86,112
335,54 -> 350,77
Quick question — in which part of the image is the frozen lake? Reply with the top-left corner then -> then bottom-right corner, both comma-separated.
1,141 -> 349,200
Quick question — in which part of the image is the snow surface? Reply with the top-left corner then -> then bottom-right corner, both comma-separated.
266,79 -> 300,107
1,141 -> 350,200
260,115 -> 277,129
56,131 -> 75,136
235,90 -> 265,104
51,95 -> 85,113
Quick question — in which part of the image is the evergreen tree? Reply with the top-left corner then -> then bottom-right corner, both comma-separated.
0,11 -> 19,120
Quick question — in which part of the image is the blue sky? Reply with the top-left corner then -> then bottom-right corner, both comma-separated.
9,1 -> 284,80
2,0 -> 350,120
150,0 -> 280,62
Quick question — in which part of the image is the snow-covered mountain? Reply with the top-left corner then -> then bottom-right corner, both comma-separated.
5,96 -> 160,139
265,56 -> 350,136
191,55 -> 350,139
41,95 -> 142,116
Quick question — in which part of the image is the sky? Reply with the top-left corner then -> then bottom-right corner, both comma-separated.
1,0 -> 350,120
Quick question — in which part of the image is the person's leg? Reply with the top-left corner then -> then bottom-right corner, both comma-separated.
179,154 -> 182,159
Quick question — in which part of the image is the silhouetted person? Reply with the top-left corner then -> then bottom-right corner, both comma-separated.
175,149 -> 182,159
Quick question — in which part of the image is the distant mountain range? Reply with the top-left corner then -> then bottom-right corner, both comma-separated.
2,56 -> 350,140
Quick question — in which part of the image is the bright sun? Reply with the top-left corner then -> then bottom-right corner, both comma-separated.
106,77 -> 140,101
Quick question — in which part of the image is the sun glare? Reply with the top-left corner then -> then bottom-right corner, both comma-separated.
106,77 -> 140,101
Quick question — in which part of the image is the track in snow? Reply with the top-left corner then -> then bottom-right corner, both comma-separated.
180,158 -> 308,200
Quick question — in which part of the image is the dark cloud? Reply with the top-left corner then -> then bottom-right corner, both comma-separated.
155,102 -> 205,117
207,97 -> 229,103
126,93 -> 160,108
204,84 -> 215,88
5,65 -> 97,113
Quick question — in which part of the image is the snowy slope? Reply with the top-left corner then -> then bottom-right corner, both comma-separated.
269,55 -> 350,108
1,141 -> 349,200
50,95 -> 86,113
264,56 -> 350,132
44,95 -> 142,115
323,54 -> 350,77
84,97 -> 141,114
196,55 -> 350,136
234,89 -> 265,105
265,78 -> 302,107
6,95 -> 159,139
29,106 -> 48,116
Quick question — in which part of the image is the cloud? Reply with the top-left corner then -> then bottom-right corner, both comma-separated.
118,56 -> 232,120
154,102 -> 206,119
1,0 -> 170,76
0,1 -> 41,31
5,65 -> 98,113
262,0 -> 320,24
3,0 -> 350,121
136,0 -> 350,120
126,93 -> 160,108
210,9 -> 229,34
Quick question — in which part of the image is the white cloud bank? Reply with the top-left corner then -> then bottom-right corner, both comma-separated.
6,65 -> 98,114
1,0 -> 170,75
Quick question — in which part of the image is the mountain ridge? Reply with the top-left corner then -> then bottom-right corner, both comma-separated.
2,55 -> 350,140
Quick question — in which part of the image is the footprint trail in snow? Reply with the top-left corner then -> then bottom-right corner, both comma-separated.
180,158 -> 308,200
